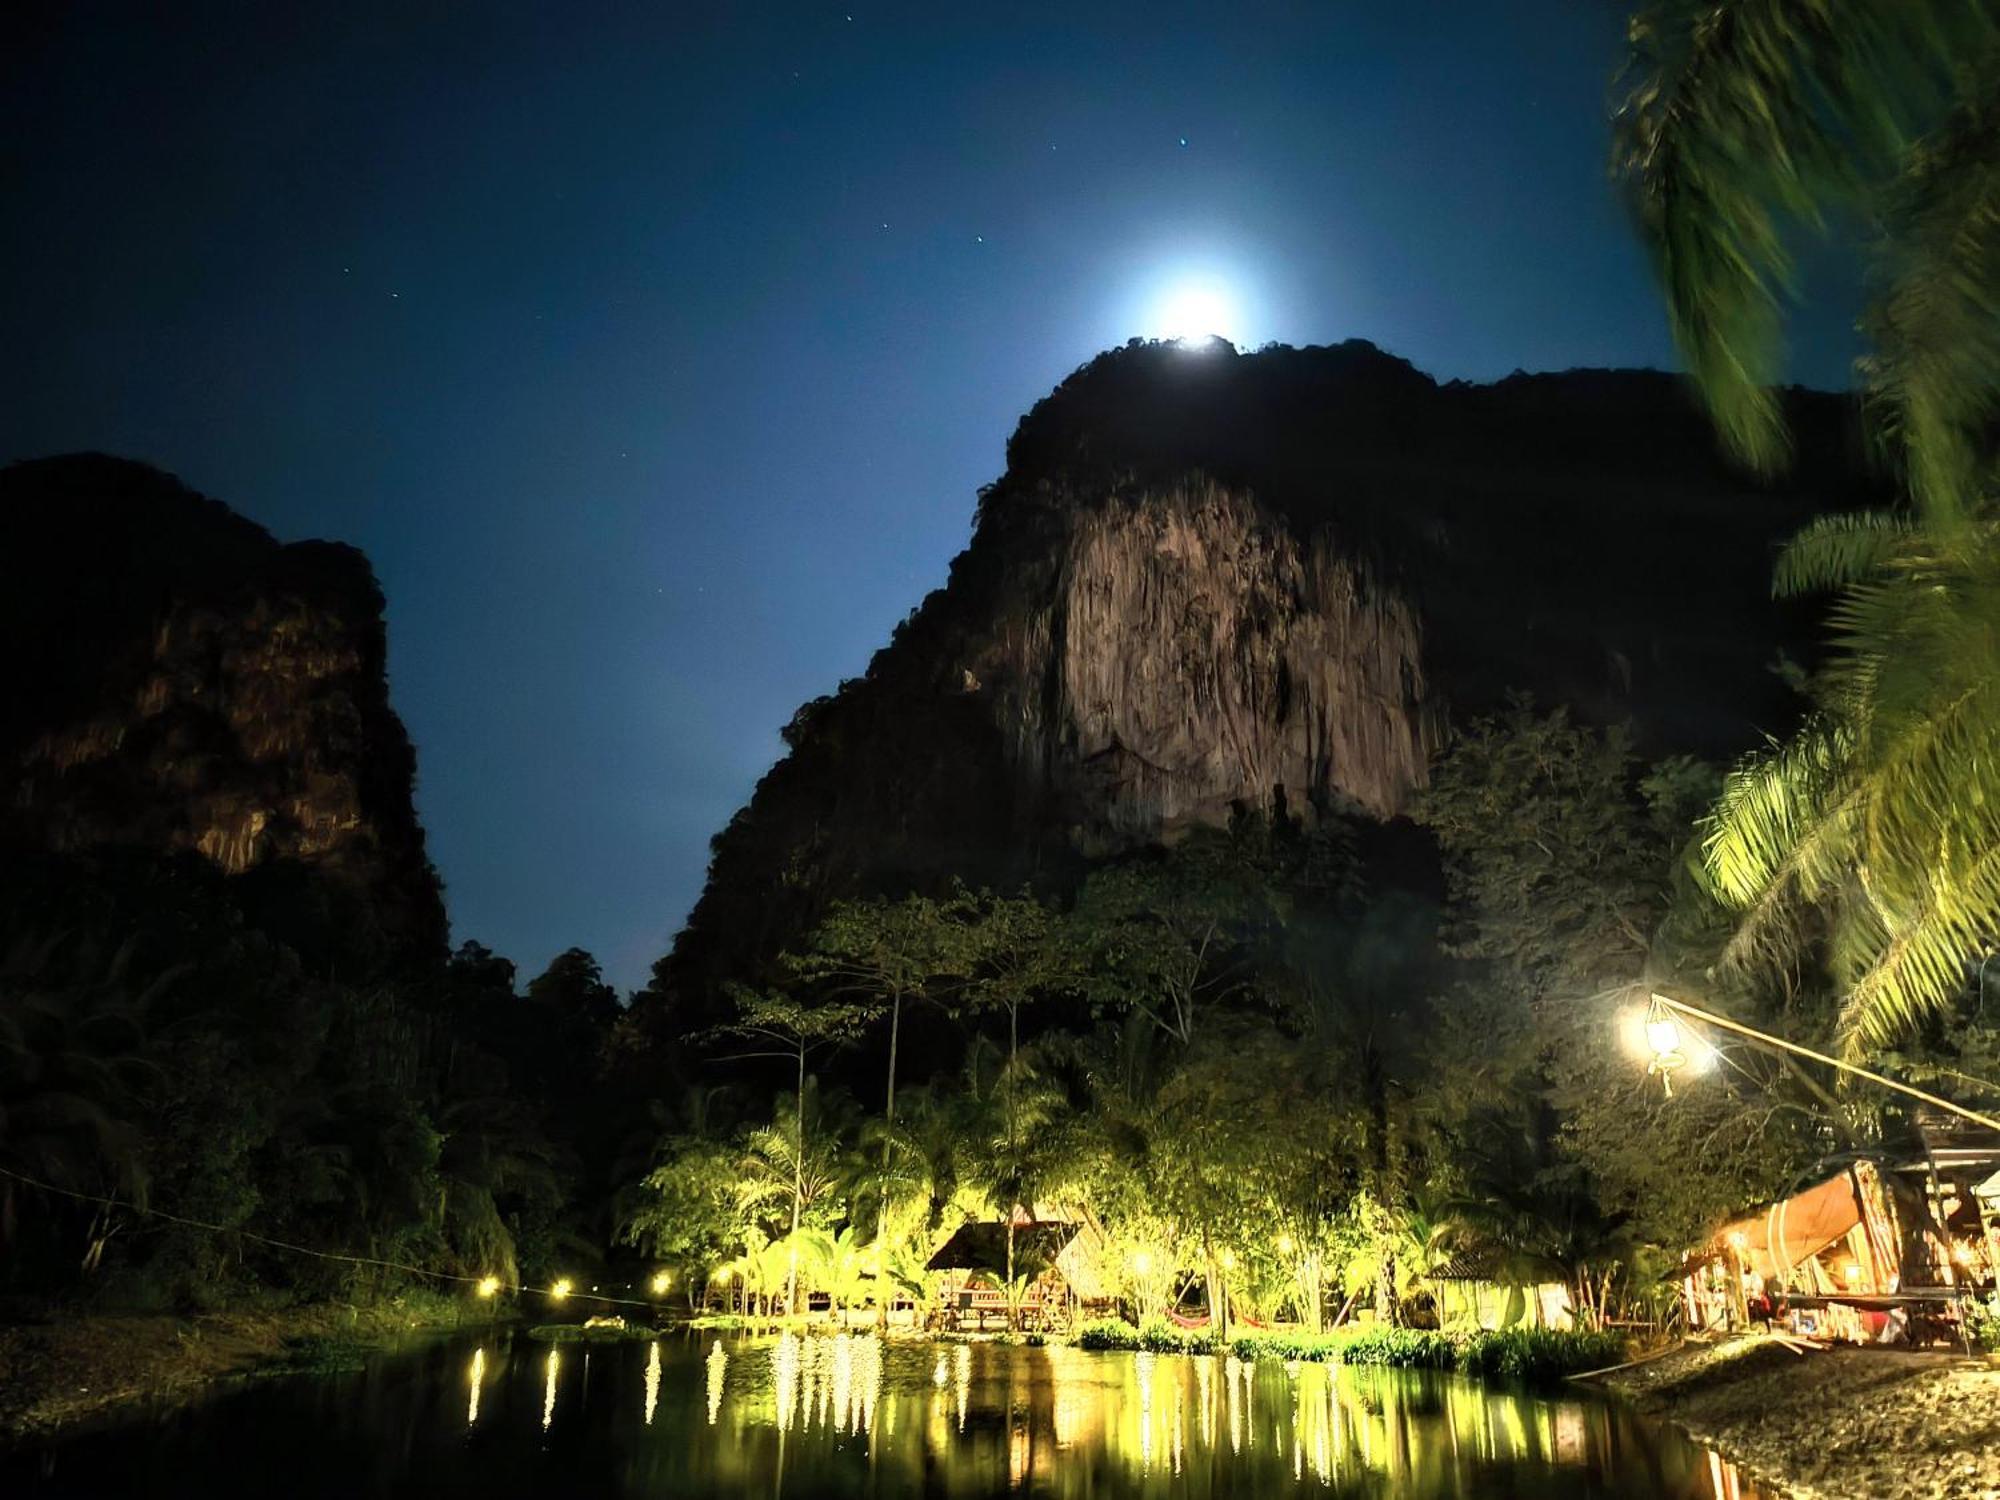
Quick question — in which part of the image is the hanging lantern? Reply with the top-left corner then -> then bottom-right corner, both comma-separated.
1645,1003 -> 1687,1097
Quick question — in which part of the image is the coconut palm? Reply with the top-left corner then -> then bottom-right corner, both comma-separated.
1617,0 -> 2000,1054
955,1037 -> 1080,1326
794,1223 -> 873,1319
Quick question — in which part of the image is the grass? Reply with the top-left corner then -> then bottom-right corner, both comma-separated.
1069,1318 -> 1627,1382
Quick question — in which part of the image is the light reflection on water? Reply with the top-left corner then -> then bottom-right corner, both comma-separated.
8,1331 -> 1762,1499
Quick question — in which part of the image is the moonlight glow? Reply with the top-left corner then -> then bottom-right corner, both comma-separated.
1148,278 -> 1245,344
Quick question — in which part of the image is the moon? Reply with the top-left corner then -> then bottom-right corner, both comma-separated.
1149,277 -> 1244,344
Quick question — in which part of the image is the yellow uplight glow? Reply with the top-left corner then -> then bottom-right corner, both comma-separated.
1842,1261 -> 1863,1287
1275,1234 -> 1295,1257
1727,1231 -> 1748,1252
650,1271 -> 672,1295
476,1274 -> 501,1298
1131,1249 -> 1155,1278
549,1277 -> 574,1302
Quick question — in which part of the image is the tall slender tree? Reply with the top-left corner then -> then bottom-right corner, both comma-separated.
788,890 -> 977,1324
711,985 -> 870,1313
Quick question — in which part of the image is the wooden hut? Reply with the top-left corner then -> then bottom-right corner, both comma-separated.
1426,1250 -> 1574,1331
925,1217 -> 1114,1330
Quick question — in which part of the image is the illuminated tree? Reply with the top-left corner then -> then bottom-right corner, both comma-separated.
789,888 -> 978,1324
712,985 -> 870,1312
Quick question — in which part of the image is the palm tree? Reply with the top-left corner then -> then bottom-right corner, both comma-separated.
714,986 -> 870,1313
794,1224 -> 872,1320
956,1037 -> 1078,1327
1617,0 -> 2000,1054
735,1078 -> 856,1311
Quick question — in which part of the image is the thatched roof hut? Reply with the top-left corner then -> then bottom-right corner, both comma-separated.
926,1219 -> 1118,1302
927,1221 -> 1079,1273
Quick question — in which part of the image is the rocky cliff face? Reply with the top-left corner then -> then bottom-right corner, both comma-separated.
648,339 -> 1881,1029
967,480 -> 1433,849
0,454 -> 445,971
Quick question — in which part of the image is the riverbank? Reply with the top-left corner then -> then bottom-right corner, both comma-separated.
0,1293 -> 508,1441
1601,1336 -> 2000,1500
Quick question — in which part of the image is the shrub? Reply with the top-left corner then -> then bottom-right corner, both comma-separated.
1968,1294 -> 1999,1355
1138,1316 -> 1218,1355
1077,1317 -> 1626,1383
1074,1318 -> 1141,1351
1456,1326 -> 1627,1381
1226,1323 -> 1625,1382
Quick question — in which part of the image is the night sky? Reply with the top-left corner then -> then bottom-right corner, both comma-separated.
1,2 -> 1862,992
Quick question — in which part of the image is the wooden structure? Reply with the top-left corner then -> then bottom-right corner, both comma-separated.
925,1216 -> 1114,1331
1685,1125 -> 2000,1344
1426,1250 -> 1574,1331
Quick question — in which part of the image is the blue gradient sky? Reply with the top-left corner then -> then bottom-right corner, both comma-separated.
0,2 -> 1861,990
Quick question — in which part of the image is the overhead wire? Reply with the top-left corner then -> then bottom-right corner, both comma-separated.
0,1162 -> 664,1312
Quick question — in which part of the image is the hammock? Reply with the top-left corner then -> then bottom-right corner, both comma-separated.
1165,1308 -> 1268,1331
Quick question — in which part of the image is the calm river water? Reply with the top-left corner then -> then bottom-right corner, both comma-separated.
7,1330 -> 1759,1498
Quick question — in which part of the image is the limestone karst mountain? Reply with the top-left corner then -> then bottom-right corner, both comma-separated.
645,339 -> 1881,1033
0,454 -> 444,971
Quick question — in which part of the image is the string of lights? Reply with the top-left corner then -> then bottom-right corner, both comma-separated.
0,1163 -> 668,1312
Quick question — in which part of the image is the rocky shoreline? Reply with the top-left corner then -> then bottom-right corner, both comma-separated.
0,1295 -> 506,1442
1602,1337 -> 2000,1500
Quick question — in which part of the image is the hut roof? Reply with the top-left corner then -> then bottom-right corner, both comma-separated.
1427,1249 -> 1502,1284
927,1221 -> 1080,1274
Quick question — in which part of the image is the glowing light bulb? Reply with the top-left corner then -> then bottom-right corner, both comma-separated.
1646,1016 -> 1683,1057
549,1278 -> 573,1302
1132,1249 -> 1155,1278
476,1274 -> 501,1298
651,1271 -> 671,1295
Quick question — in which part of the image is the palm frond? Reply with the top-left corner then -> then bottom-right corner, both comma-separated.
1864,57 -> 2000,523
1772,510 -> 1917,595
1614,0 -> 1986,470
1838,839 -> 2000,1054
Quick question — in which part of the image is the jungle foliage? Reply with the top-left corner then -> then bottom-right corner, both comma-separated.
0,849 -> 625,1311
1620,0 -> 2000,1057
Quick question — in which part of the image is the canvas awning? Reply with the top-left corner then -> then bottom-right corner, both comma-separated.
1710,1165 -> 1877,1282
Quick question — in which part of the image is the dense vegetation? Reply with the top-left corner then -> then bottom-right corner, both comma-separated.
618,693 -> 1994,1340
0,847 -> 627,1310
